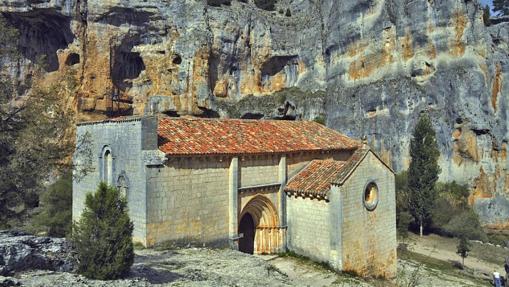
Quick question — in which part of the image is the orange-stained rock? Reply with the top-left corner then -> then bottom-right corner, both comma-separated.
213,79 -> 229,98
469,167 -> 495,205
449,10 -> 468,57
401,30 -> 414,61
452,128 -> 479,164
492,63 -> 502,112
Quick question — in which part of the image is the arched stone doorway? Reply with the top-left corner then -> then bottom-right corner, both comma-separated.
239,213 -> 255,254
238,195 -> 283,254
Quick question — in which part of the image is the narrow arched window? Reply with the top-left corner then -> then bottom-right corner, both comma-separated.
104,150 -> 112,184
117,174 -> 129,200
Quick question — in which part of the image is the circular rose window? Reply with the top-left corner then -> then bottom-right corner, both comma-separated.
363,182 -> 379,211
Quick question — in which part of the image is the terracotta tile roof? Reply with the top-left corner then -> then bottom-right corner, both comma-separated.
332,148 -> 370,185
285,148 -> 393,199
332,147 -> 394,185
157,118 -> 360,156
284,159 -> 347,198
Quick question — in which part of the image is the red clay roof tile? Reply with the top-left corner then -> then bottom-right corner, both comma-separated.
157,118 -> 360,156
285,159 -> 347,197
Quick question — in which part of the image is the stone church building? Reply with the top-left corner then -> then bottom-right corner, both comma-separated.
72,116 -> 396,278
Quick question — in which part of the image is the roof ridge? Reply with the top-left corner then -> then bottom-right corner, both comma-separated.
332,148 -> 371,185
157,118 -> 361,156
159,117 -> 317,123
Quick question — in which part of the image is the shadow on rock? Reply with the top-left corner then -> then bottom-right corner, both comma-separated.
130,264 -> 183,284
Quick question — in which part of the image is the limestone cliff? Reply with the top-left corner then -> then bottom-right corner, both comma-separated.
0,0 -> 508,226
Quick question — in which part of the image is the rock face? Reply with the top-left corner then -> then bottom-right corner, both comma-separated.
0,0 -> 508,225
0,230 -> 75,276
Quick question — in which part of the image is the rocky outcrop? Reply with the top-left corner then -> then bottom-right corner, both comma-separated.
0,276 -> 20,287
0,0 -> 508,225
0,231 -> 75,276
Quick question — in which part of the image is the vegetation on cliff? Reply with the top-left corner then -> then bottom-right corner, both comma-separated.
397,170 -> 487,241
31,173 -> 73,237
431,182 -> 487,241
0,16 -> 75,228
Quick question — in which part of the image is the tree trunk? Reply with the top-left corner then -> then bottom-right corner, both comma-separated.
462,257 -> 464,269
420,223 -> 423,237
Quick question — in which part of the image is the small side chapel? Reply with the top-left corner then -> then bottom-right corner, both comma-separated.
73,116 -> 396,278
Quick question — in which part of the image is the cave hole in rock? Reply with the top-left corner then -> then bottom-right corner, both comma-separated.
472,128 -> 490,136
196,107 -> 220,118
3,11 -> 75,72
241,112 -> 265,120
96,7 -> 153,27
254,0 -> 276,11
273,101 -> 297,121
111,37 -> 146,91
273,101 -> 297,120
261,55 -> 298,77
65,53 -> 80,66
351,2 -> 373,14
207,0 -> 232,7
275,114 -> 296,120
172,54 -> 182,65
162,110 -> 180,118
208,52 -> 221,94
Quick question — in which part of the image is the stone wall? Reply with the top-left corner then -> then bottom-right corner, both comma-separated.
72,118 -> 153,244
146,152 -> 332,249
145,157 -> 230,247
338,152 -> 397,278
145,154 -> 288,247
240,156 -> 280,187
287,196 -> 331,263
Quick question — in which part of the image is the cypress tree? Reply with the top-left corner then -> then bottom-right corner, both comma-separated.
72,183 -> 134,280
408,113 -> 441,237
494,0 -> 509,16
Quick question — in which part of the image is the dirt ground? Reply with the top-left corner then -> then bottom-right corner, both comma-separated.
9,243 -> 494,287
405,233 -> 509,277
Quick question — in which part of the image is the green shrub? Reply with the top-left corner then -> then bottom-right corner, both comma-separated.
444,210 -> 487,241
430,199 -> 455,230
72,183 -> 134,280
435,181 -> 469,208
32,172 -> 72,237
487,232 -> 509,246
431,181 -> 487,241
313,115 -> 326,125
397,211 -> 413,240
